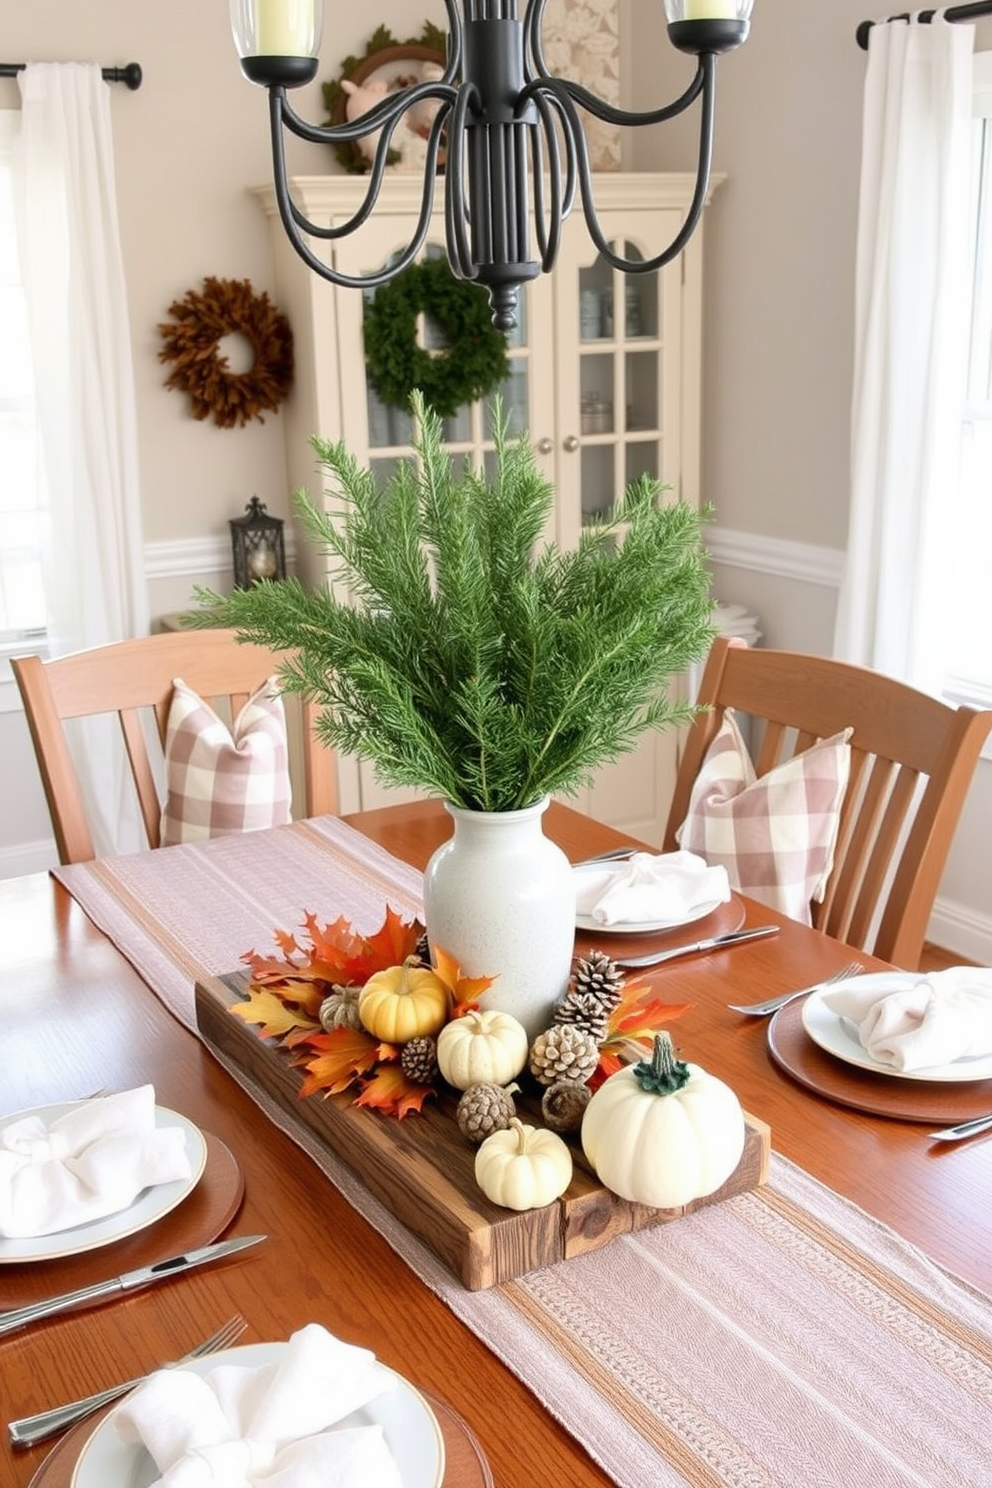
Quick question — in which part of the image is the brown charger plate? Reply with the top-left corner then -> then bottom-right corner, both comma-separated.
573,892 -> 746,962
26,1389 -> 493,1488
767,997 -> 992,1122
3,1134 -> 243,1311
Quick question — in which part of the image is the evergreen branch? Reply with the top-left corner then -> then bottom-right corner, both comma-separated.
191,390 -> 715,812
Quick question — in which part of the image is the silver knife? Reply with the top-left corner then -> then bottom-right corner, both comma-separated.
0,1233 -> 265,1336
928,1112 -> 992,1142
614,925 -> 780,969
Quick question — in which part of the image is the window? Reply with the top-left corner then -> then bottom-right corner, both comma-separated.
944,55 -> 992,710
0,111 -> 49,664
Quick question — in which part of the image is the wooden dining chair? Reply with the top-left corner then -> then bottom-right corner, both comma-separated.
663,636 -> 992,969
12,629 -> 337,866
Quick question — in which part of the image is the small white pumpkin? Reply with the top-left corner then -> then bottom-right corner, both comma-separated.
581,1031 -> 744,1209
475,1118 -> 573,1211
436,1008 -> 529,1091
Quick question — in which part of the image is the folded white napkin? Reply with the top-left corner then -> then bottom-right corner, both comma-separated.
575,850 -> 731,927
0,1086 -> 191,1239
114,1324 -> 404,1488
822,968 -> 992,1072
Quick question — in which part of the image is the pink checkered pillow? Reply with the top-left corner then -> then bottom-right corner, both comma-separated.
676,709 -> 852,924
160,677 -> 292,847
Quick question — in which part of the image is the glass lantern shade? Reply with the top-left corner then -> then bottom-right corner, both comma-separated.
230,0 -> 323,58
230,497 -> 286,589
664,0 -> 752,18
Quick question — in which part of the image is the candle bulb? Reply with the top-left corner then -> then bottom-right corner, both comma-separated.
254,0 -> 315,56
249,543 -> 278,580
682,1 -> 740,18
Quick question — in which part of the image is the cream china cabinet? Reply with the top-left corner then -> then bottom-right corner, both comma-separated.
257,173 -> 717,838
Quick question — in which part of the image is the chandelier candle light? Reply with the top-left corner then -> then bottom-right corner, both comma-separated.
229,0 -> 752,330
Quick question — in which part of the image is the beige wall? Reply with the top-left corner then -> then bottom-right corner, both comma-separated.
0,0 -> 439,552
2,0 -> 990,959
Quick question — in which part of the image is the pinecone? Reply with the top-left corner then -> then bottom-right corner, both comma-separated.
553,951 -> 626,1043
529,1025 -> 600,1087
456,1082 -> 516,1144
401,1035 -> 439,1085
414,929 -> 431,967
318,983 -> 363,1033
541,1079 -> 592,1133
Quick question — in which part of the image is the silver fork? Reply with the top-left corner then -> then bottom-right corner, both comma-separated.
727,961 -> 864,1016
8,1313 -> 247,1448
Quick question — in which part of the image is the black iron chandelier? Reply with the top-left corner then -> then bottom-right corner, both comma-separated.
230,1 -> 752,330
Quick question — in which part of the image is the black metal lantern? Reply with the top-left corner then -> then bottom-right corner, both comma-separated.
230,496 -> 286,588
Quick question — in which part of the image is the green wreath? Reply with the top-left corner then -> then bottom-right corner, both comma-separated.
363,259 -> 509,419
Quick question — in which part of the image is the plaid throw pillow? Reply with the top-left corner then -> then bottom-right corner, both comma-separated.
676,710 -> 852,924
160,677 -> 292,847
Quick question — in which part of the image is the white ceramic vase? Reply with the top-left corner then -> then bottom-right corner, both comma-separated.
422,797 -> 576,1043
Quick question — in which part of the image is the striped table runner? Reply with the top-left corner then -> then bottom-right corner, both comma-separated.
56,823 -> 992,1488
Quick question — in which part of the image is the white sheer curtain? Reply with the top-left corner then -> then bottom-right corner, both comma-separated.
835,14 -> 974,696
13,63 -> 148,855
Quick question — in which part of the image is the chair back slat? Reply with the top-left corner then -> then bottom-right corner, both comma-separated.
117,705 -> 164,850
13,630 -> 338,866
666,636 -> 992,969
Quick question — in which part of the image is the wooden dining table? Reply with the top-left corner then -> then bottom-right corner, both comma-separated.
2,798 -> 991,1488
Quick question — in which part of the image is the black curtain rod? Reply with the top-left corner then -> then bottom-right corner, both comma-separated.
858,4 -> 992,50
0,61 -> 141,88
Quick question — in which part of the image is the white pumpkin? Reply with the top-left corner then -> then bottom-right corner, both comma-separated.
581,1032 -> 744,1209
475,1118 -> 573,1211
436,1008 -> 529,1091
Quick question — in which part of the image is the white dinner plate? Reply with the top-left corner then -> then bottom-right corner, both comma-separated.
69,1344 -> 445,1488
801,978 -> 992,1083
0,1101 -> 207,1264
573,865 -> 723,935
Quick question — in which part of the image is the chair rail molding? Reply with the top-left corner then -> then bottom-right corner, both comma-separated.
143,530 -> 297,582
706,525 -> 846,589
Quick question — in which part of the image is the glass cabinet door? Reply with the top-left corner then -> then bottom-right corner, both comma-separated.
556,217 -> 683,550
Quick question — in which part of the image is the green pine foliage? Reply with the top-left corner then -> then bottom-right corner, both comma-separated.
194,393 -> 716,812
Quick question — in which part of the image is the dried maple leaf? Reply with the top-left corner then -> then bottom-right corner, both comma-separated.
590,982 -> 694,1090
297,1026 -> 380,1097
300,911 -> 370,977
610,984 -> 693,1042
432,944 -> 495,1011
231,985 -> 319,1040
354,1063 -> 435,1118
359,906 -> 423,972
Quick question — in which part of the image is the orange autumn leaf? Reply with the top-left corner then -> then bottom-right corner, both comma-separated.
359,905 -> 423,971
354,1063 -> 435,1118
610,984 -> 693,1042
300,911 -> 369,975
297,1025 -> 379,1097
431,944 -> 495,1010
240,950 -> 335,992
589,982 -> 695,1090
231,985 -> 319,1040
590,1047 -> 626,1088
273,926 -> 303,957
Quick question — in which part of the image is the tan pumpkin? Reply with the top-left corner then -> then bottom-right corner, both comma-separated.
475,1118 -> 573,1211
358,957 -> 449,1043
581,1031 -> 744,1209
436,1008 -> 529,1090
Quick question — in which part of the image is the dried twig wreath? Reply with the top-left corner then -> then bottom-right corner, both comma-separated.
363,258 -> 509,418
158,276 -> 294,429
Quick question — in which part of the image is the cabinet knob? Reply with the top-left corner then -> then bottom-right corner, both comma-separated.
536,437 -> 553,455
563,435 -> 580,453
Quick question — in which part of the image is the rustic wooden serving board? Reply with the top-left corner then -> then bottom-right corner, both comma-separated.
196,971 -> 771,1291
